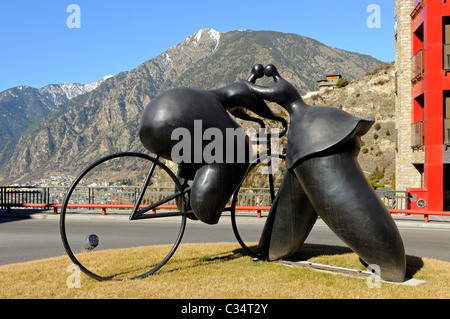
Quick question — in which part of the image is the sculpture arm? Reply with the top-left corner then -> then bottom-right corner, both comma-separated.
228,107 -> 265,128
239,79 -> 280,102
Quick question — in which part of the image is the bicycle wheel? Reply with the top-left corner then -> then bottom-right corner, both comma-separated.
230,154 -> 285,259
60,152 -> 187,281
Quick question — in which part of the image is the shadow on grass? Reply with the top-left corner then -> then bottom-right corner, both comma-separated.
89,243 -> 424,281
236,243 -> 424,279
152,247 -> 249,276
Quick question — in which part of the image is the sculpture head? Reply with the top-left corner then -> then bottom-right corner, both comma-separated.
264,64 -> 280,79
248,64 -> 265,83
243,64 -> 303,109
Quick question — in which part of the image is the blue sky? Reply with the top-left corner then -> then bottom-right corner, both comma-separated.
0,0 -> 394,92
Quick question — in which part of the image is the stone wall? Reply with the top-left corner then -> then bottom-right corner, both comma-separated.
394,0 -> 424,191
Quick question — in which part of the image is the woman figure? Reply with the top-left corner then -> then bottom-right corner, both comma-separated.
242,65 -> 406,282
139,65 -> 284,225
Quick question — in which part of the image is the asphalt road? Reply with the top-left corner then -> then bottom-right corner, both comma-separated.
0,212 -> 450,266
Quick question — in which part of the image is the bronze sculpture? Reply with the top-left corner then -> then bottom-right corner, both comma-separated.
61,64 -> 406,282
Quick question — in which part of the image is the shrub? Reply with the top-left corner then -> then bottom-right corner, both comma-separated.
369,180 -> 385,190
336,78 -> 349,88
368,166 -> 385,183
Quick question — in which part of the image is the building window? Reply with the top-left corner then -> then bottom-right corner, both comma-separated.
444,17 -> 450,73
394,15 -> 398,40
445,92 -> 450,149
395,129 -> 398,152
395,71 -> 398,95
412,49 -> 424,82
412,23 -> 424,83
411,0 -> 423,19
411,121 -> 424,150
412,94 -> 424,150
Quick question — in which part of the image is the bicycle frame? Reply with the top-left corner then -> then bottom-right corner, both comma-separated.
126,154 -> 191,220
246,115 -> 287,202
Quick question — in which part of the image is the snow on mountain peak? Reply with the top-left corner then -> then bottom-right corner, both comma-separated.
208,29 -> 220,52
36,75 -> 113,106
184,28 -> 220,52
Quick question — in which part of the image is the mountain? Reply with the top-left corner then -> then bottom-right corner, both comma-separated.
0,29 -> 384,184
0,76 -> 112,150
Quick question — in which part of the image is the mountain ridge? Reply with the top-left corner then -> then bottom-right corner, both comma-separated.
0,76 -> 113,150
0,28 -> 385,184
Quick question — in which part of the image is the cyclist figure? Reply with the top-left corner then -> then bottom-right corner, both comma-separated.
139,65 -> 284,225
241,65 -> 406,282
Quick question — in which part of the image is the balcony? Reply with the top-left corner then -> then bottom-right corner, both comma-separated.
445,119 -> 450,150
411,0 -> 423,19
411,49 -> 423,83
411,121 -> 424,149
444,44 -> 450,73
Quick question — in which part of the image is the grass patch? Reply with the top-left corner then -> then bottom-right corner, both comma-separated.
0,242 -> 449,299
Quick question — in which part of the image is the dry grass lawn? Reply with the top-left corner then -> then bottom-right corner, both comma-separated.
0,242 -> 449,299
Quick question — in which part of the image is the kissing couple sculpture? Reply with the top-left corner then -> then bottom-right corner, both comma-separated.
139,64 -> 406,282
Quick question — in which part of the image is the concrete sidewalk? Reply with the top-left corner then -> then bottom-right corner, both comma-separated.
390,213 -> 450,229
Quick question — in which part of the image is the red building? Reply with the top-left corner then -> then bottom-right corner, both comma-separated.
408,0 -> 450,211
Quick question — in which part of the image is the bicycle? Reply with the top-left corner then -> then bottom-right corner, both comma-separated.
60,66 -> 287,281
59,128 -> 285,281
60,64 -> 407,283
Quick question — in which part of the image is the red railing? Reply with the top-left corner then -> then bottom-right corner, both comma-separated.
389,208 -> 450,223
1,202 -> 271,218
3,202 -> 450,223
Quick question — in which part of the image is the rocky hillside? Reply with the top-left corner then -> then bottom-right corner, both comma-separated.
303,62 -> 396,187
0,29 -> 384,184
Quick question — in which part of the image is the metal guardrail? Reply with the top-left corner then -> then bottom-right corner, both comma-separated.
5,185 -> 450,223
0,186 -> 49,210
374,189 -> 410,210
0,186 -> 277,210
1,186 -> 409,210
